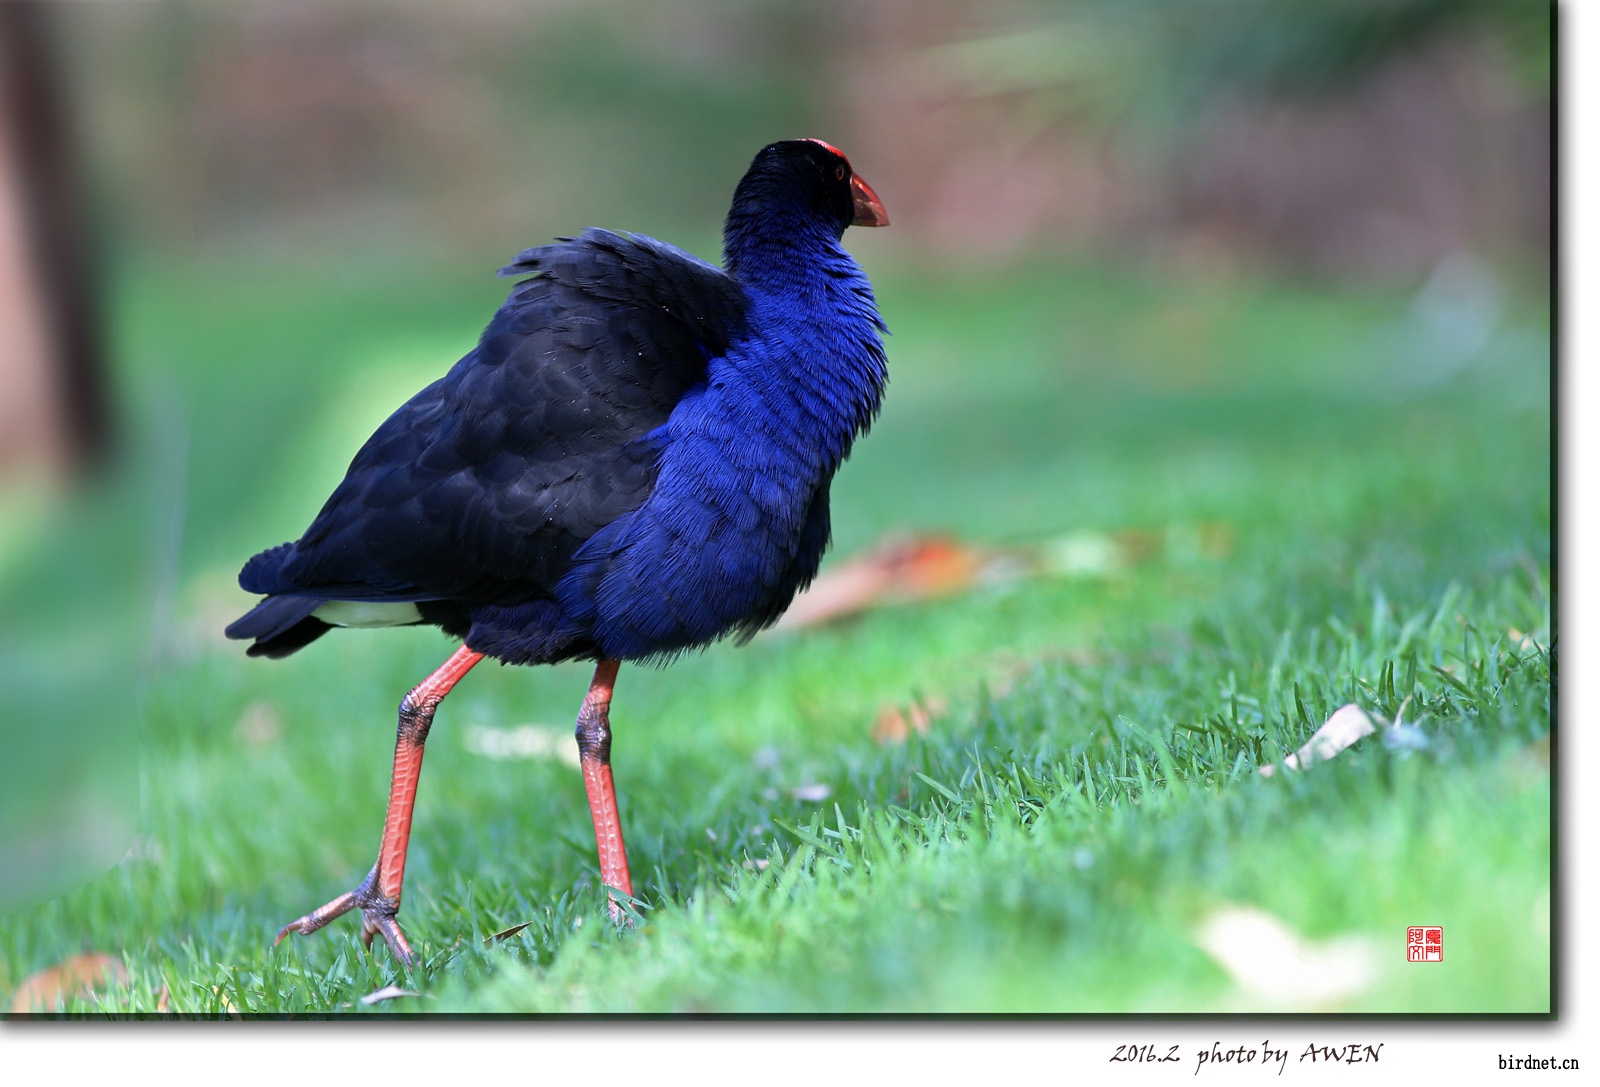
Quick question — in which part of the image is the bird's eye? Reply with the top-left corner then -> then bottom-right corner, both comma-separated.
835,165 -> 846,181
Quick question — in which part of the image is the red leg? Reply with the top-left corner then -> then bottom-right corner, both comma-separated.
274,644 -> 482,966
575,659 -> 633,921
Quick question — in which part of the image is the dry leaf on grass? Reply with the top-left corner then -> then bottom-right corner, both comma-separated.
359,985 -> 420,1006
776,535 -> 990,630
9,953 -> 127,1013
1259,704 -> 1376,777
778,524 -> 1235,631
1196,905 -> 1379,1007
872,695 -> 947,744
771,545 -> 900,629
485,922 -> 531,944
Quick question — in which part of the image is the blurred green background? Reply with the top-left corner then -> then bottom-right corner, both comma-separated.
0,0 -> 1550,1013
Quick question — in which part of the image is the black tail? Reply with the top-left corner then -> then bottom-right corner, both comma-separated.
225,594 -> 332,659
239,541 -> 297,595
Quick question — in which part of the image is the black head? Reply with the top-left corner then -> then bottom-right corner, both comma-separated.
728,139 -> 889,240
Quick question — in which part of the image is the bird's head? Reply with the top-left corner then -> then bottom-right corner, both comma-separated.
728,139 -> 889,242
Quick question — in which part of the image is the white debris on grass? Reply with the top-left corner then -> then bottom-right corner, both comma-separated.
1260,701 -> 1434,777
1196,905 -> 1380,1007
1042,530 -> 1122,578
1382,721 -> 1431,751
358,985 -> 420,1005
1259,704 -> 1376,777
463,724 -> 581,768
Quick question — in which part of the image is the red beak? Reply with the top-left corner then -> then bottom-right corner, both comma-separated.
850,174 -> 889,228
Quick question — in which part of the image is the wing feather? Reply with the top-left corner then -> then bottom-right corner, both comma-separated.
242,232 -> 747,607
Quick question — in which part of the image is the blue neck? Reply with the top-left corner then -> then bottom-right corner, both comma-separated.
723,202 -> 847,288
719,208 -> 889,475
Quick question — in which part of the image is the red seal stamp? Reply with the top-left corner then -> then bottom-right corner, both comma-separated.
1407,926 -> 1443,962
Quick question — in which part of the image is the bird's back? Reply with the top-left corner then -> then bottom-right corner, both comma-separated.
230,230 -> 744,658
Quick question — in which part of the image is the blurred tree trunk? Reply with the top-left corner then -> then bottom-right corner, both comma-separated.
0,0 -> 108,481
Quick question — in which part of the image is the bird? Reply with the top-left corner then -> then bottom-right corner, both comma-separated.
225,139 -> 890,966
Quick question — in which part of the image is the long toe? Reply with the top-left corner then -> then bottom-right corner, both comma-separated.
274,888 -> 360,945
273,865 -> 415,966
362,911 -> 417,968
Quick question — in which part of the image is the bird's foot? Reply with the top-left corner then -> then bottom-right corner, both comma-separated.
602,885 -> 639,929
274,865 -> 417,967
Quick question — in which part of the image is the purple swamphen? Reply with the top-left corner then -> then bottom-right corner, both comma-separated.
225,139 -> 889,965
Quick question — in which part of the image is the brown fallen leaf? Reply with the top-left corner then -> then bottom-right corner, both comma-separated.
779,524 -> 1236,632
1260,704 -> 1375,777
776,535 -> 991,630
773,552 -> 896,630
156,982 -> 170,1014
485,922 -> 532,944
9,952 -> 128,1013
872,696 -> 946,745
892,536 -> 988,597
359,985 -> 420,1006
782,524 -> 1239,633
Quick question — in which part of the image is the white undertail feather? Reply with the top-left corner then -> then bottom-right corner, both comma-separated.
312,601 -> 423,628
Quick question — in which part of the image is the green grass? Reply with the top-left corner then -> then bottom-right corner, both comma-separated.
0,254 -> 1550,1014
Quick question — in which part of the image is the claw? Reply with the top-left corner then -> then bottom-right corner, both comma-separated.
273,866 -> 415,967
274,888 -> 359,945
369,915 -> 416,967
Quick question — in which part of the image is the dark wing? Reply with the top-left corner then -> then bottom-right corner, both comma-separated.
240,229 -> 747,607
